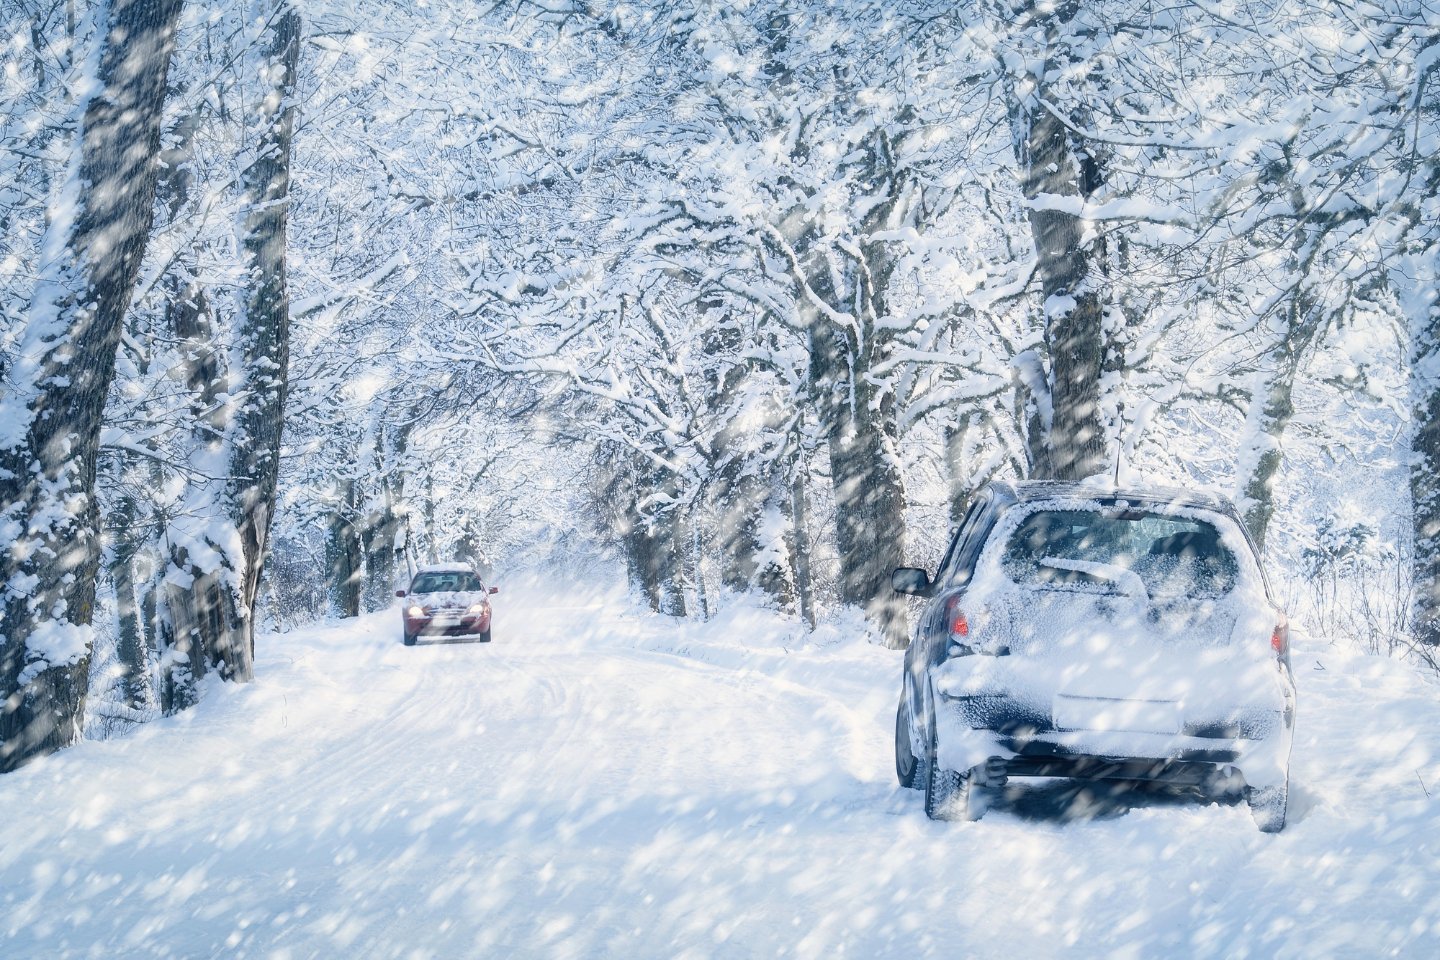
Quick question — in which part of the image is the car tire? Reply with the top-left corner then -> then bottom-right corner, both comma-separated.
924,712 -> 978,822
403,631 -> 416,647
479,628 -> 492,643
1246,781 -> 1288,833
895,684 -> 928,790
896,697 -> 921,788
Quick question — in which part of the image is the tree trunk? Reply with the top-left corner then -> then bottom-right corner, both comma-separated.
0,0 -> 183,772
945,415 -> 972,529
327,480 -> 363,618
107,468 -> 155,712
789,462 -> 816,628
159,567 -> 234,714
1411,320 -> 1440,647
712,449 -> 796,612
223,5 -> 301,677
364,423 -> 412,609
626,510 -> 687,617
1236,331 -> 1302,550
809,311 -> 909,648
1011,12 -> 1109,482
111,538 -> 154,711
1235,178 -> 1324,551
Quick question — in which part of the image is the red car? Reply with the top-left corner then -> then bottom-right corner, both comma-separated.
395,564 -> 498,646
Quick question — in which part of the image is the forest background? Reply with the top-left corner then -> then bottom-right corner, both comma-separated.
1,0 -> 1438,769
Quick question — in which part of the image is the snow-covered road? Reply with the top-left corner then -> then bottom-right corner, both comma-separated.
4,581 -> 1440,959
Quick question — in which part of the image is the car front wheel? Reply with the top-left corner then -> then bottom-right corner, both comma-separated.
403,631 -> 417,647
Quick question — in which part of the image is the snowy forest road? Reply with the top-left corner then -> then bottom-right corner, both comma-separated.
4,581 -> 1440,959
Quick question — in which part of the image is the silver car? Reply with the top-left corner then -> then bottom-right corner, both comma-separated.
892,482 -> 1296,831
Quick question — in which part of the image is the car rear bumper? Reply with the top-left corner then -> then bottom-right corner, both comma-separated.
933,690 -> 1293,790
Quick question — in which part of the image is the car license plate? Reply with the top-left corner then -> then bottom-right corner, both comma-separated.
432,615 -> 461,627
1053,695 -> 1182,734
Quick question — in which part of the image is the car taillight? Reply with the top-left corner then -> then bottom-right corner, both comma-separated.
1271,622 -> 1289,657
944,595 -> 975,658
945,595 -> 969,637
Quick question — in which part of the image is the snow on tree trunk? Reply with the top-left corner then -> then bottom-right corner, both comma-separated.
1010,9 -> 1109,483
945,416 -> 972,529
628,508 -> 687,618
1235,327 -> 1303,551
327,480 -> 363,619
807,303 -> 909,649
711,432 -> 796,612
222,4 -> 301,677
0,0 -> 183,772
1234,187 -> 1324,551
107,483 -> 155,711
1411,315 -> 1440,647
149,102 -> 241,710
363,482 -> 405,611
789,466 -> 816,629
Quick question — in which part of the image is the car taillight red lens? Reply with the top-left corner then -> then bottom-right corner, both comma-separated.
945,596 -> 969,637
1271,623 -> 1289,656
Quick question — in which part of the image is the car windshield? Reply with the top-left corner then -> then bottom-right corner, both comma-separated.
1000,507 -> 1239,598
410,571 -> 483,594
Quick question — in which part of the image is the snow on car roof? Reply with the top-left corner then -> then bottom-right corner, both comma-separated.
997,480 -> 1238,514
415,563 -> 478,574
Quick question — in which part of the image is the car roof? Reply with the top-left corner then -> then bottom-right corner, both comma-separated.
986,480 -> 1242,518
414,563 -> 478,575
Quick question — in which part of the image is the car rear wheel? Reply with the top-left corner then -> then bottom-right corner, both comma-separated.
895,696 -> 922,788
1246,781 -> 1288,833
926,760 -> 976,822
924,713 -> 978,822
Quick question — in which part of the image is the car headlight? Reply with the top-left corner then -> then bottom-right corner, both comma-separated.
406,606 -> 424,618
467,603 -> 486,615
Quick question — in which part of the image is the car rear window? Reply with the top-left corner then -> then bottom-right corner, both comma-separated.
1000,508 -> 1239,598
411,571 -> 483,594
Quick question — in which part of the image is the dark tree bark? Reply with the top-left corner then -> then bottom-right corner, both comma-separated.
223,5 -> 301,678
327,480 -> 363,618
710,444 -> 797,614
945,416 -> 972,529
1411,321 -> 1440,648
594,445 -> 686,617
756,15 -> 909,647
704,313 -> 797,612
109,496 -> 154,711
808,308 -> 909,647
159,5 -> 301,702
150,105 -> 239,711
1237,326 -> 1304,550
0,0 -> 183,772
1235,175 -> 1325,550
789,462 -> 816,628
363,424 -> 412,609
1011,9 -> 1109,483
623,509 -> 687,617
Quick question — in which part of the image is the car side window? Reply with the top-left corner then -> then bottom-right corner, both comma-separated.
939,495 -> 994,587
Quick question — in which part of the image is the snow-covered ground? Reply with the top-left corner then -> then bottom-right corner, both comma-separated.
4,578 -> 1440,959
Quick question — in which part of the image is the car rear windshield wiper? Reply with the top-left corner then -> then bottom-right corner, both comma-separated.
1037,557 -> 1151,606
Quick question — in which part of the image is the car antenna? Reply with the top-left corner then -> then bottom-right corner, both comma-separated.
1113,446 -> 1122,489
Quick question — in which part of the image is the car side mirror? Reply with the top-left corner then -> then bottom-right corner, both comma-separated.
395,589 -> 407,598
488,586 -> 500,595
892,567 -> 931,596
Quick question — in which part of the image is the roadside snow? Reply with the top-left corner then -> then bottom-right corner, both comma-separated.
2,577 -> 1438,958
